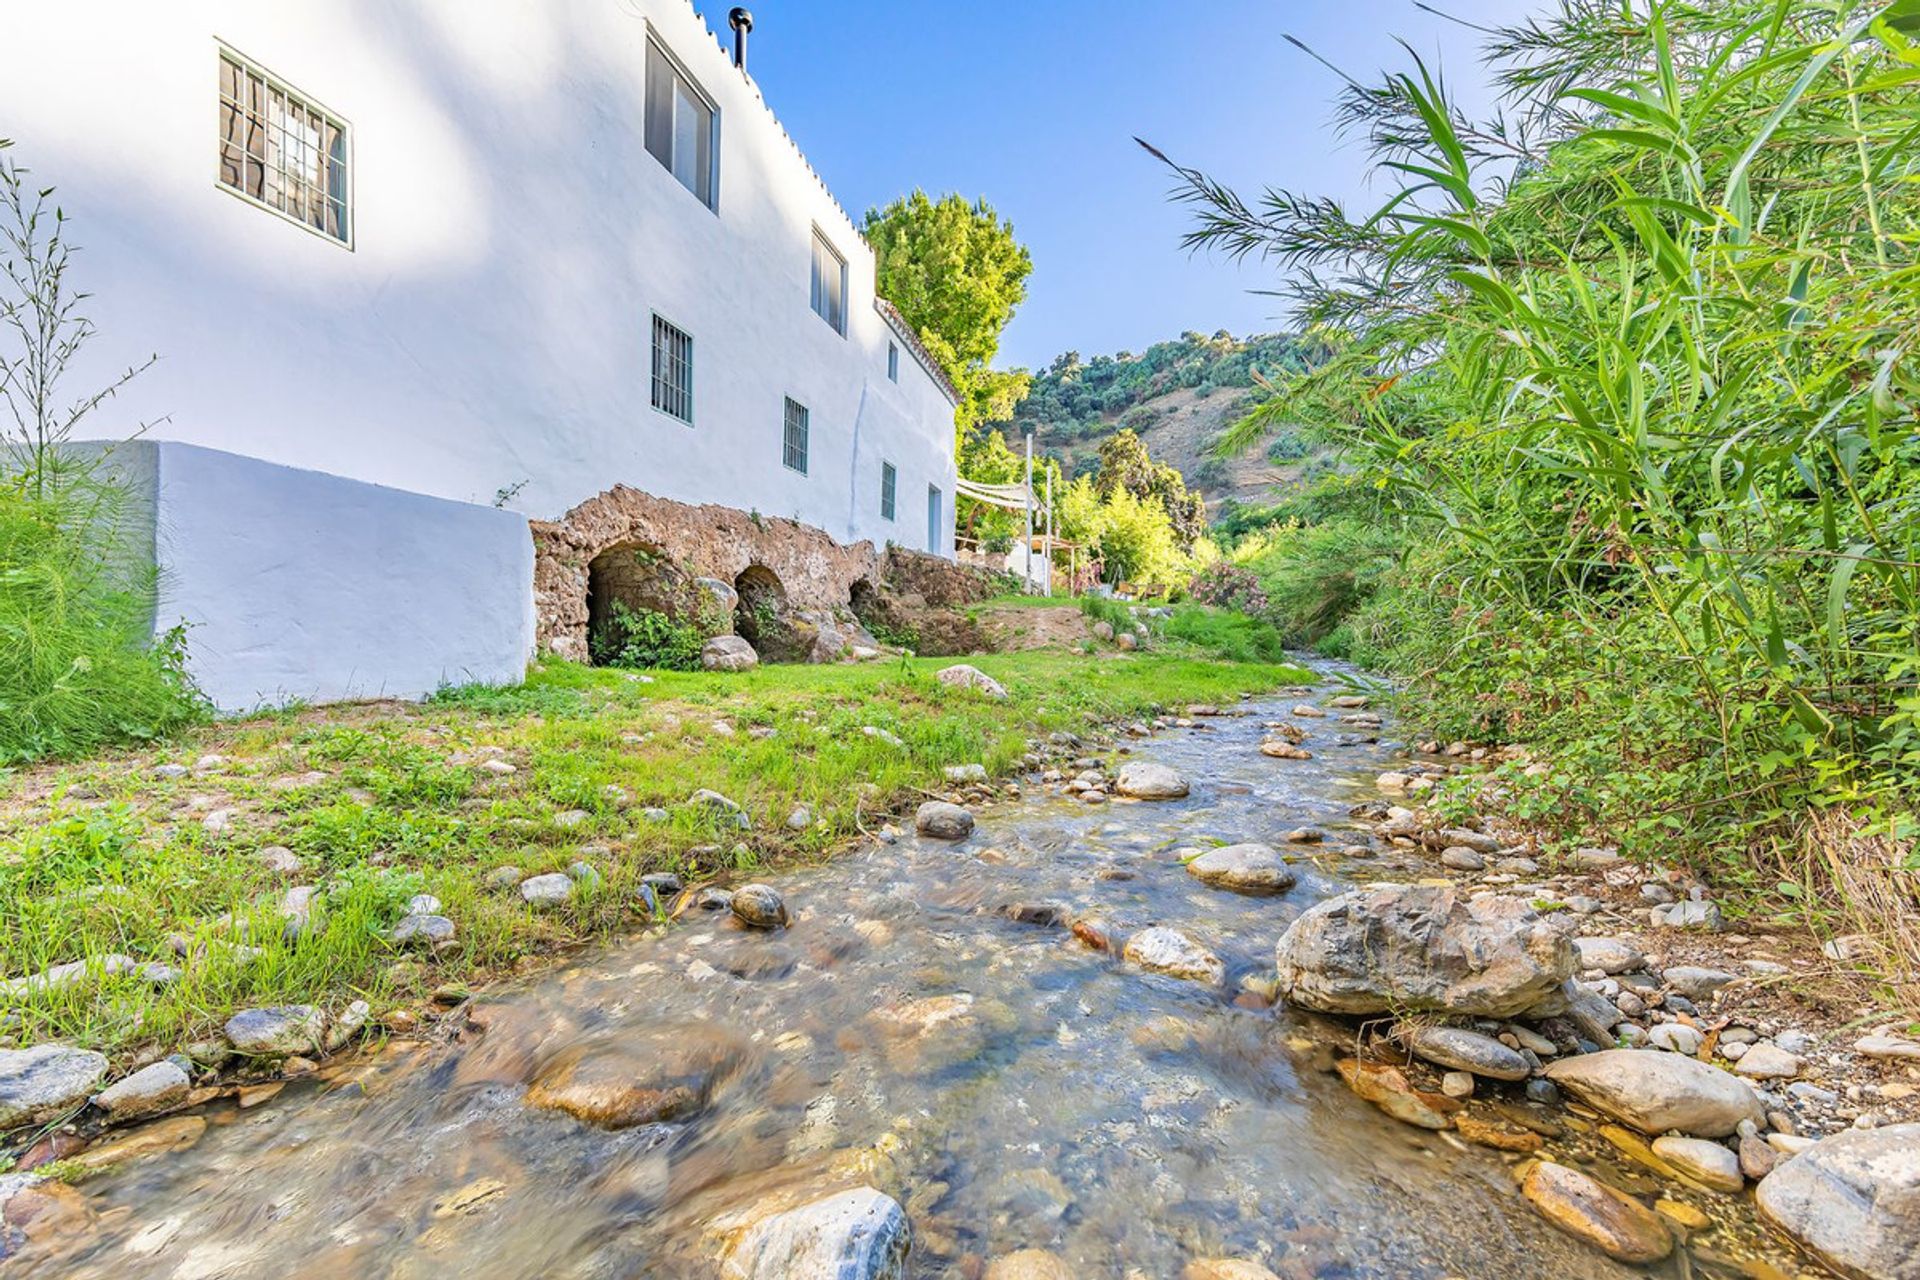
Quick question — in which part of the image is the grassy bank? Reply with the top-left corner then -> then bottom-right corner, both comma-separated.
0,650 -> 1310,1066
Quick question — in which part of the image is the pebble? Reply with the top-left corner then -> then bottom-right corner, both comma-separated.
519,874 -> 575,908
915,801 -> 974,841
730,884 -> 789,930
1651,1135 -> 1744,1192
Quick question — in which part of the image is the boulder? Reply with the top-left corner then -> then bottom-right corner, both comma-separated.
719,1186 -> 910,1280
1542,1049 -> 1764,1137
693,577 -> 739,617
935,664 -> 1008,700
1184,844 -> 1296,895
1754,1123 -> 1920,1280
701,635 -> 759,672
1521,1161 -> 1673,1265
0,1046 -> 108,1129
92,1060 -> 191,1121
224,1006 -> 327,1057
1114,761 -> 1189,800
1404,1026 -> 1530,1081
1124,927 -> 1224,985
915,801 -> 974,841
1273,885 -> 1574,1018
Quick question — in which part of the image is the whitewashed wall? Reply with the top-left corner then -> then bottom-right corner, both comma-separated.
0,0 -> 957,555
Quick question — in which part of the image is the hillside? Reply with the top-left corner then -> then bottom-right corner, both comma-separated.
989,331 -> 1329,511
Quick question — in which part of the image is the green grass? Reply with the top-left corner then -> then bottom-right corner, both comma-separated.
0,650 -> 1311,1065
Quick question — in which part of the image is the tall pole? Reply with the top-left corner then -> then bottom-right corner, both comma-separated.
1023,430 -> 1035,595
1044,466 -> 1055,597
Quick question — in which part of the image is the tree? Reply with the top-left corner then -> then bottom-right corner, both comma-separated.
864,191 -> 1033,438
1091,429 -> 1204,549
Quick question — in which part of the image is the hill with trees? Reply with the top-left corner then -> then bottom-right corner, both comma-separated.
986,330 -> 1330,509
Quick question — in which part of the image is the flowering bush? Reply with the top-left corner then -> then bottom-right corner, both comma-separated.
1189,562 -> 1269,617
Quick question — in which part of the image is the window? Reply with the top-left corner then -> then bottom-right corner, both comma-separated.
651,315 -> 693,423
880,462 -> 897,520
782,397 -> 809,475
887,342 -> 900,382
927,484 -> 943,552
810,230 -> 847,334
217,50 -> 349,244
645,38 -> 716,209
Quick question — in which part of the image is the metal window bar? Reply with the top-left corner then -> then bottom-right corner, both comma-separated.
881,462 -> 897,519
783,397 -> 809,474
651,316 -> 693,422
218,54 -> 348,243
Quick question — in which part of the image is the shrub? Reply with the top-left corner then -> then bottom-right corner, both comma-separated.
589,601 -> 709,671
1159,603 -> 1289,663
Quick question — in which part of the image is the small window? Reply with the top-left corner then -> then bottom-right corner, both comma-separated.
887,342 -> 900,382
652,315 -> 693,423
217,50 -> 350,244
783,397 -> 809,475
927,484 -> 943,552
810,230 -> 847,334
880,462 -> 897,520
646,38 -> 717,209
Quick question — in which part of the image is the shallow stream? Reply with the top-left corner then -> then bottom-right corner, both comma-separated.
21,679 -> 1800,1278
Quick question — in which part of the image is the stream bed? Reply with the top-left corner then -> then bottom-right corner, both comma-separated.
17,681 -> 1803,1278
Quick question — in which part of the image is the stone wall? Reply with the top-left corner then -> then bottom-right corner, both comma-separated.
883,546 -> 1004,607
533,485 -> 885,661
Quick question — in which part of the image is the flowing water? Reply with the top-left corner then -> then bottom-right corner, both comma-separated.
20,682 -> 1797,1278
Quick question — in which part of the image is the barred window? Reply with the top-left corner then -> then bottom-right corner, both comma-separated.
783,397 -> 809,475
218,51 -> 349,244
880,461 -> 897,520
887,342 -> 899,382
652,316 -> 693,423
810,230 -> 846,334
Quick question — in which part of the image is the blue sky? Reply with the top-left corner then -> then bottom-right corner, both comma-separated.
729,0 -> 1548,369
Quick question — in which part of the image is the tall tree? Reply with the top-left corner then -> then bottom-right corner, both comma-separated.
864,191 -> 1033,438
1092,429 -> 1205,549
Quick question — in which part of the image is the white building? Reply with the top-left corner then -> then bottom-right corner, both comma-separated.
0,0 -> 962,706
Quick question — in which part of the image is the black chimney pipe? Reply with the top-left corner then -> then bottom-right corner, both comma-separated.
729,8 -> 753,70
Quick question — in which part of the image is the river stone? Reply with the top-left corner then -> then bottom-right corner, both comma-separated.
1184,844 -> 1296,895
1124,927 -> 1224,985
690,788 -> 751,828
1114,761 -> 1189,800
1543,1049 -> 1764,1137
1273,884 -> 1574,1018
224,1006 -> 327,1057
719,1186 -> 910,1280
1335,1058 -> 1455,1129
0,1046 -> 109,1128
392,913 -> 457,949
1664,965 -> 1737,1000
1857,1034 -> 1920,1061
92,1060 -> 191,1121
1522,1161 -> 1673,1264
943,763 -> 989,784
1405,1026 -> 1530,1081
520,873 -> 575,908
1651,1135 -> 1745,1192
1754,1123 -> 1920,1280
731,884 -> 789,930
915,801 -> 974,841
1183,1261 -> 1282,1280
1574,937 -> 1644,975
935,663 -> 1008,700
983,1250 -> 1076,1280
1733,1042 -> 1800,1079
525,1025 -> 743,1130
701,635 -> 758,672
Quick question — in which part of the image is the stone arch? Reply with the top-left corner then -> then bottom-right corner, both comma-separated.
586,541 -> 689,663
733,564 -> 789,654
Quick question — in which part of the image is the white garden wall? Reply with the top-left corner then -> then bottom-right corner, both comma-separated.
91,441 -> 534,712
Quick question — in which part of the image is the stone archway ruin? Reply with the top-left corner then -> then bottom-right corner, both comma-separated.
532,485 -> 886,663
